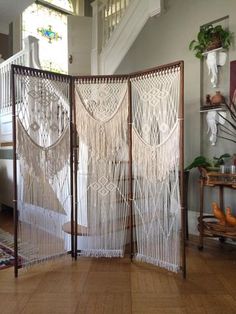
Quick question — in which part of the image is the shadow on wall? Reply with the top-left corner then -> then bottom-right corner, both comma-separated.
0,156 -> 13,208
0,33 -> 10,60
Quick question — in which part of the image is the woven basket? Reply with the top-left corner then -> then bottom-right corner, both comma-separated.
206,34 -> 222,51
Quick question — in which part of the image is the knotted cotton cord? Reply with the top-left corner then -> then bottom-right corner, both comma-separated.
75,79 -> 129,257
131,68 -> 181,272
15,74 -> 71,268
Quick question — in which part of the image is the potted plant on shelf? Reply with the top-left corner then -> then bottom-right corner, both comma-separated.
185,154 -> 231,174
189,24 -> 233,59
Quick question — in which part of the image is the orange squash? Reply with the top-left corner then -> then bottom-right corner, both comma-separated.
226,207 -> 236,227
212,202 -> 226,225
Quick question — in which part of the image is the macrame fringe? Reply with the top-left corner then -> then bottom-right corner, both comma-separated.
135,253 -> 180,273
80,249 -> 124,258
22,251 -> 68,270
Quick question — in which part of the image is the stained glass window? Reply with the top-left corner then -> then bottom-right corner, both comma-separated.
22,3 -> 68,73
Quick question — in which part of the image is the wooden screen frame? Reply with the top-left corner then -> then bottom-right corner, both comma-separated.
12,61 -> 185,278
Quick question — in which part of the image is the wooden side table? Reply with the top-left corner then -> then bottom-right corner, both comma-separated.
198,171 -> 236,250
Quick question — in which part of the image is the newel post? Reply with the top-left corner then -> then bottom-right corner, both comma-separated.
23,36 -> 41,69
91,0 -> 103,75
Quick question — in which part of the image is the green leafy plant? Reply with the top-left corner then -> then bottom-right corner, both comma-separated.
189,24 -> 233,59
185,154 -> 231,171
218,100 -> 236,143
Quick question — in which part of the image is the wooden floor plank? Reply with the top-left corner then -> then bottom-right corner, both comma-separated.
1,211 -> 236,314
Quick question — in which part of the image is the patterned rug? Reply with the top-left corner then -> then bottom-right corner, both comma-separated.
0,244 -> 23,270
0,228 -> 24,270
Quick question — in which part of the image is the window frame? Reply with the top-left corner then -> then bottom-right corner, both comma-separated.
21,1 -> 71,73
36,0 -> 74,15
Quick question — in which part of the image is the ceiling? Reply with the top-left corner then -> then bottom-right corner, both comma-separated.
0,0 -> 34,33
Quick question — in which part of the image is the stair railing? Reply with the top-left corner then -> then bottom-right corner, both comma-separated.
102,0 -> 132,47
91,0 -> 133,74
0,36 -> 41,113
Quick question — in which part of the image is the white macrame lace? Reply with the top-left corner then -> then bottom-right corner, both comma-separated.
15,74 -> 71,267
75,79 -> 129,257
13,67 -> 182,272
131,68 -> 181,272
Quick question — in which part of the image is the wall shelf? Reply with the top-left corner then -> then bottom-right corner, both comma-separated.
202,46 -> 225,56
200,104 -> 226,112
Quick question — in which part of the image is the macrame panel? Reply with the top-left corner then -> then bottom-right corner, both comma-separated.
131,67 -> 181,272
14,69 -> 71,267
75,78 -> 129,257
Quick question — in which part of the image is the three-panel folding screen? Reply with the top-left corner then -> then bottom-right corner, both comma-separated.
11,61 -> 185,277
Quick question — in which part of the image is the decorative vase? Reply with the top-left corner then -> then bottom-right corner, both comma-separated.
205,94 -> 212,106
211,91 -> 225,105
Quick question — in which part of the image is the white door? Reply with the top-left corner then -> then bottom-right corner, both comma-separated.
67,16 -> 92,76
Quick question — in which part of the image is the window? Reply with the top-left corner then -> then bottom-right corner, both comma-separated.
22,2 -> 69,73
42,0 -> 74,13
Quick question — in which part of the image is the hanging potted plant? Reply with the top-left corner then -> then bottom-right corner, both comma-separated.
189,24 -> 233,59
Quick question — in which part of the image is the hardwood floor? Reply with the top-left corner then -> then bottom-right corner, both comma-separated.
0,236 -> 236,314
1,210 -> 236,313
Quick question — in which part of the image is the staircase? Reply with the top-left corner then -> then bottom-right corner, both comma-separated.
0,37 -> 41,109
0,36 -> 41,207
91,0 -> 163,74
0,36 -> 41,144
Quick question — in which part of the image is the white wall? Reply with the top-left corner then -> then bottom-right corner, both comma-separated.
68,16 -> 92,75
116,0 -> 236,214
0,22 -> 9,35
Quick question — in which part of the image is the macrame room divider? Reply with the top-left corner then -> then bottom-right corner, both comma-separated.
12,67 -> 73,277
74,76 -> 130,258
12,61 -> 185,278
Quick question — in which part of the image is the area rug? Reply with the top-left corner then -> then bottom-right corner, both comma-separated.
0,228 -> 25,270
0,243 -> 24,270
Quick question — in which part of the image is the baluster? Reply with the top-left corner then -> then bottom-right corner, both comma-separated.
8,64 -> 10,107
105,0 -> 109,42
3,68 -> 6,110
110,0 -> 113,34
4,68 -> 5,109
116,0 -> 120,25
1,68 -> 3,110
114,0 -> 117,29
108,0 -> 113,39
6,66 -> 8,109
112,0 -> 116,31
7,65 -> 9,108
8,64 -> 10,109
0,69 -> 1,108
118,0 -> 122,24
102,2 -> 106,47
103,1 -> 109,45
121,0 -> 124,12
